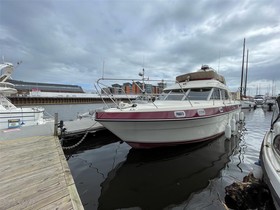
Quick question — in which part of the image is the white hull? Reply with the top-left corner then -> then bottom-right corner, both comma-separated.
0,107 -> 45,130
241,100 -> 256,109
261,126 -> 280,209
0,94 -> 52,131
98,108 -> 240,148
0,62 -> 54,132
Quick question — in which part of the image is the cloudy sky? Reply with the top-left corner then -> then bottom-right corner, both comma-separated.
1,0 -> 279,95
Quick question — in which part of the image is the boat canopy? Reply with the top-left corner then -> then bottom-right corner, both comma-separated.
176,65 -> 226,84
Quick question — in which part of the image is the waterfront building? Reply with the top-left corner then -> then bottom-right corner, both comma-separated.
111,84 -> 123,94
8,79 -> 84,95
123,82 -> 132,94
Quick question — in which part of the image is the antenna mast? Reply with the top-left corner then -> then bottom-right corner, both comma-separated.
218,51 -> 220,73
240,38 -> 246,100
244,49 -> 249,97
102,60 -> 105,79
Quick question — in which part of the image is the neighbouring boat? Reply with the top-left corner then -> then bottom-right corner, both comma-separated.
95,65 -> 241,149
264,97 -> 276,111
260,96 -> 280,209
0,62 -> 53,131
254,94 -> 265,106
241,97 -> 256,109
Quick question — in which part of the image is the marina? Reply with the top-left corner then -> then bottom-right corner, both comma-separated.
1,1 -> 280,209
0,100 -> 278,209
0,62 -> 279,209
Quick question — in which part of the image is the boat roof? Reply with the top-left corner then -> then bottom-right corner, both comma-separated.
165,79 -> 228,91
176,65 -> 226,84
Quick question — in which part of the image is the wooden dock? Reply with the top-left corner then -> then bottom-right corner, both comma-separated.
0,136 -> 84,210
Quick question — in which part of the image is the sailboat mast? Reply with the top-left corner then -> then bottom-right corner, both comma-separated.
244,49 -> 249,97
240,38 -> 246,100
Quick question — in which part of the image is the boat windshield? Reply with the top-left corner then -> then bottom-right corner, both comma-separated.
186,88 -> 212,100
159,88 -> 212,101
162,89 -> 186,101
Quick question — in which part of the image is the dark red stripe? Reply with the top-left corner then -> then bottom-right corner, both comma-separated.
96,105 -> 240,120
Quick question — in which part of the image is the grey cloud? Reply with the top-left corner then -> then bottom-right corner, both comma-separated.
0,0 -> 280,94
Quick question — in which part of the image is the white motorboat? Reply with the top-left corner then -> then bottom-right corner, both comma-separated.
260,96 -> 280,209
95,65 -> 241,149
254,95 -> 265,106
241,97 -> 256,109
265,97 -> 276,109
0,62 -> 52,131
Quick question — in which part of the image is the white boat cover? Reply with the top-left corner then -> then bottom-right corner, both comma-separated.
176,70 -> 226,84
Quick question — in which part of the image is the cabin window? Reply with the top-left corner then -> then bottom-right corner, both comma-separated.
210,88 -> 220,100
186,88 -> 212,100
162,90 -> 185,101
221,89 -> 229,100
158,94 -> 167,100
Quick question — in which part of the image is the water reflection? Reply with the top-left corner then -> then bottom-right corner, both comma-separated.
63,130 -> 121,159
98,135 -> 240,210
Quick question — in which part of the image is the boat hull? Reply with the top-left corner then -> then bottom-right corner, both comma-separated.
260,131 -> 280,209
241,100 -> 256,109
97,108 -> 240,149
0,108 -> 45,130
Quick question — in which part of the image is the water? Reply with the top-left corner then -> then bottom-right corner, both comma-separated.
60,105 -> 273,210
38,103 -> 104,121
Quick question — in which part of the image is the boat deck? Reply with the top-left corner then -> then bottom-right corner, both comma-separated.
0,135 -> 84,209
63,118 -> 105,139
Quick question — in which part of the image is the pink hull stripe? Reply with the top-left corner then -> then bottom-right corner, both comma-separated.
96,105 -> 240,121
126,132 -> 224,149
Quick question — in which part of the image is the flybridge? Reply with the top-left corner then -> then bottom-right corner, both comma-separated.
176,65 -> 226,84
0,63 -> 14,83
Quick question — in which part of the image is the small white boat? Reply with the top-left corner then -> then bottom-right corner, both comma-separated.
254,95 -> 265,106
260,96 -> 280,209
95,65 -> 241,149
0,62 -> 53,131
240,97 -> 256,109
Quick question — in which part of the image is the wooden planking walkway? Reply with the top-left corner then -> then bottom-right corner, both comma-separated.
0,136 -> 84,210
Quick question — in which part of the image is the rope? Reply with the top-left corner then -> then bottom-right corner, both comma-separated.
62,131 -> 89,150
59,117 -> 100,150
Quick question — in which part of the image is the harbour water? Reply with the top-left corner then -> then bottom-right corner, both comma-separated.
41,103 -> 105,121
45,104 -> 273,209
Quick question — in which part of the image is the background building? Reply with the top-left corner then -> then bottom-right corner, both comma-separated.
101,81 -> 167,95
8,79 -> 84,95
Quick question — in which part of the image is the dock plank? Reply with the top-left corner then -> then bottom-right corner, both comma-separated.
0,136 -> 83,210
0,150 -> 56,171
0,171 -> 65,198
0,136 -> 56,157
0,148 -> 61,182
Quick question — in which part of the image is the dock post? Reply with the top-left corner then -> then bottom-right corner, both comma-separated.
54,113 -> 58,136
